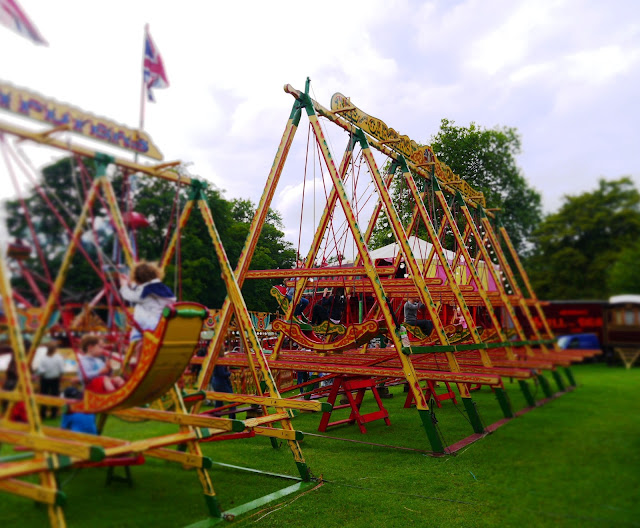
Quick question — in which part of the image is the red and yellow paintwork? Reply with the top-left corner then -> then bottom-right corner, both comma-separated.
70,302 -> 205,413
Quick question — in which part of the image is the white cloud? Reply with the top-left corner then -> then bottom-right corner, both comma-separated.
565,45 -> 639,84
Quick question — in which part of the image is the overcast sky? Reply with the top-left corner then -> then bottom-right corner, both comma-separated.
1,0 -> 638,255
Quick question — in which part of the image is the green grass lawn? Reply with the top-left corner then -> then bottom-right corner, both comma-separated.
1,364 -> 639,527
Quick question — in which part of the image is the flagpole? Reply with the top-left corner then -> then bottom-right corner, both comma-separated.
136,23 -> 148,163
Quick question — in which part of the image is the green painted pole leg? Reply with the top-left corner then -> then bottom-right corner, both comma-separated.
296,461 -> 311,481
462,397 -> 485,434
518,379 -> 536,407
537,374 -> 553,398
418,409 -> 445,454
204,494 -> 222,518
494,387 -> 514,418
564,367 -> 576,387
551,369 -> 566,392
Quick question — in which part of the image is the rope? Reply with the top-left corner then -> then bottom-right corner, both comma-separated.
175,170 -> 182,301
297,123 -> 311,263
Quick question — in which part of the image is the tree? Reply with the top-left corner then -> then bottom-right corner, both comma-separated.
526,178 -> 640,300
4,157 -> 295,313
607,241 -> 640,295
429,119 -> 542,255
229,201 -> 296,312
369,119 -> 542,256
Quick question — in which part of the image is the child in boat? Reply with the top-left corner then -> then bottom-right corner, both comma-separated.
327,287 -> 346,324
78,335 -> 125,393
311,289 -> 331,325
119,261 -> 176,342
403,297 -> 434,334
454,306 -> 468,329
285,279 -> 310,321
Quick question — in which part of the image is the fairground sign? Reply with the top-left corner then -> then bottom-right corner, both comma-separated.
330,93 -> 485,206
331,92 -> 435,166
0,82 -> 163,160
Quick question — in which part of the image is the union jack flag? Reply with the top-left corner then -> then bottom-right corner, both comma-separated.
0,0 -> 47,45
143,25 -> 169,102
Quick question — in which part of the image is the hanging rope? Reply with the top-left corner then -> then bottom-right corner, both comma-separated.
175,170 -> 183,301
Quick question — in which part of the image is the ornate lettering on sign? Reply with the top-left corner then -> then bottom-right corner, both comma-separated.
330,92 -> 434,166
0,82 -> 163,160
330,93 -> 485,206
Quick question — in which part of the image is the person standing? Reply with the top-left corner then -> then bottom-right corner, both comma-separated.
36,343 -> 65,419
210,352 -> 236,419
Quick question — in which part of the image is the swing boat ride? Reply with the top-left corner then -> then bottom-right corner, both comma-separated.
0,78 -> 597,527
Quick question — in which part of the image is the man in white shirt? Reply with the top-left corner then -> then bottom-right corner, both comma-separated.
36,343 -> 65,419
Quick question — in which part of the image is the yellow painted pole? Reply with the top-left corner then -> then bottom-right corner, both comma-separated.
478,217 -> 547,348
159,200 -> 195,271
498,225 -> 561,352
196,196 -> 310,478
0,233 -> 67,526
198,101 -> 304,390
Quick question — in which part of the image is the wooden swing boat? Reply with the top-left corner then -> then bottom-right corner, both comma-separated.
272,317 -> 384,352
271,285 -> 385,351
271,285 -> 347,335
70,302 -> 207,413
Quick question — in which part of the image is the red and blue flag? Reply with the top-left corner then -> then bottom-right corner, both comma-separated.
143,25 -> 169,102
0,0 -> 47,45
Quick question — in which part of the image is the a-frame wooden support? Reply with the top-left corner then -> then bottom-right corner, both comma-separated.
156,179 -> 312,482
0,148 -> 316,525
404,380 -> 457,409
318,376 -> 391,433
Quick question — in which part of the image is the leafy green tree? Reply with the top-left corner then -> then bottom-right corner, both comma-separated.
607,241 -> 640,295
527,178 -> 640,299
430,119 -> 542,254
